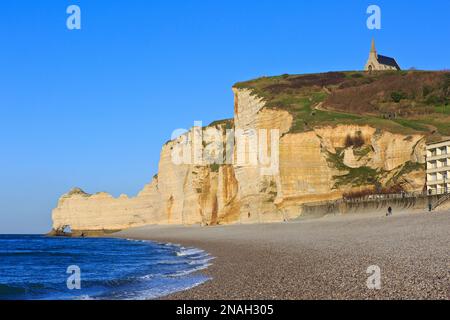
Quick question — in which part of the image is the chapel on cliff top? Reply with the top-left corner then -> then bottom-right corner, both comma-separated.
364,39 -> 401,72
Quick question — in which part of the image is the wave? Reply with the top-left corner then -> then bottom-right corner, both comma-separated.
188,256 -> 215,265
156,259 -> 189,265
176,247 -> 205,257
79,276 -> 212,301
168,263 -> 213,277
57,244 -> 214,299
0,236 -> 214,300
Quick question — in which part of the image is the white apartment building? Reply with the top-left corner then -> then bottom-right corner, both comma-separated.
426,139 -> 450,195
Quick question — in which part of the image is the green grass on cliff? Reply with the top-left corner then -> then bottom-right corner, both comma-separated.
388,161 -> 426,186
234,71 -> 450,138
333,166 -> 381,189
353,145 -> 372,159
325,147 -> 427,190
434,104 -> 450,115
325,148 -> 382,189
208,118 -> 234,130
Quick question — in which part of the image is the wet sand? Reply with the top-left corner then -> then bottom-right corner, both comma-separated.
115,210 -> 450,300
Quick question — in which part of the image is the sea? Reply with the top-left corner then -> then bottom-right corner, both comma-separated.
0,235 -> 213,300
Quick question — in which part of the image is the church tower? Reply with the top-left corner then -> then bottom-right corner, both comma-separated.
364,39 -> 401,72
370,38 -> 377,58
366,39 -> 378,72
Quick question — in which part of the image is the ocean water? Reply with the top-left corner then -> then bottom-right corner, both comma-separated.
0,235 -> 213,300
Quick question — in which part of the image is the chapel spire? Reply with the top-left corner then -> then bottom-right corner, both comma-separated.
371,38 -> 377,54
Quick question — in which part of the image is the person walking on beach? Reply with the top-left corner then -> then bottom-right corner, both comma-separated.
387,206 -> 393,217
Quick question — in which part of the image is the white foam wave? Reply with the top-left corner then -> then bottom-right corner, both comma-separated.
188,256 -> 215,265
169,263 -> 212,277
176,247 -> 205,256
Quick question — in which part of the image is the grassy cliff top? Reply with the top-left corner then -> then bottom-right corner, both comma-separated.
234,71 -> 450,137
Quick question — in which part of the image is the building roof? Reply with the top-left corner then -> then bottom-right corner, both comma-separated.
377,55 -> 401,70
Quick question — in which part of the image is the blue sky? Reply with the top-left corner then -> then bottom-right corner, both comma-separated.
0,0 -> 448,233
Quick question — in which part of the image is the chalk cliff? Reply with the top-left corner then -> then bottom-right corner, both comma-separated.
52,71 -> 450,233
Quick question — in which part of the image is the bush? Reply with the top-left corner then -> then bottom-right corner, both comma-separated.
422,86 -> 432,97
426,94 -> 445,105
443,73 -> 450,91
351,73 -> 364,78
391,91 -> 407,103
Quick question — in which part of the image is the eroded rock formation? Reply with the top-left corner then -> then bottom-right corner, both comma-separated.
52,84 -> 429,233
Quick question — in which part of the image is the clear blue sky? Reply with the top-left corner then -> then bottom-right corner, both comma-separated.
0,0 -> 448,233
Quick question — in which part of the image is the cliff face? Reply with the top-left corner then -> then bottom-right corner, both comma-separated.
230,88 -> 426,222
52,73 -> 434,233
52,123 -> 240,232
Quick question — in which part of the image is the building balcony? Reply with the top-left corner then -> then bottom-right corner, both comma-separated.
426,165 -> 450,174
426,153 -> 450,162
426,179 -> 450,186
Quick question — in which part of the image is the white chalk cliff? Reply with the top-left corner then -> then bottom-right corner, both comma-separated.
51,85 -> 428,233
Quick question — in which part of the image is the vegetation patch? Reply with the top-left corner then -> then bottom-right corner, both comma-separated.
234,71 -> 450,137
391,91 -> 408,103
389,161 -> 425,186
208,118 -> 234,130
392,119 -> 429,132
353,145 -> 373,160
333,166 -> 381,189
326,148 -> 347,171
209,163 -> 220,173
326,149 -> 382,188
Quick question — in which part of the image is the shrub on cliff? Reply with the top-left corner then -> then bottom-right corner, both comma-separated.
391,91 -> 407,103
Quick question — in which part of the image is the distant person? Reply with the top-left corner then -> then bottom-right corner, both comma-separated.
387,206 -> 393,216
428,203 -> 433,212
